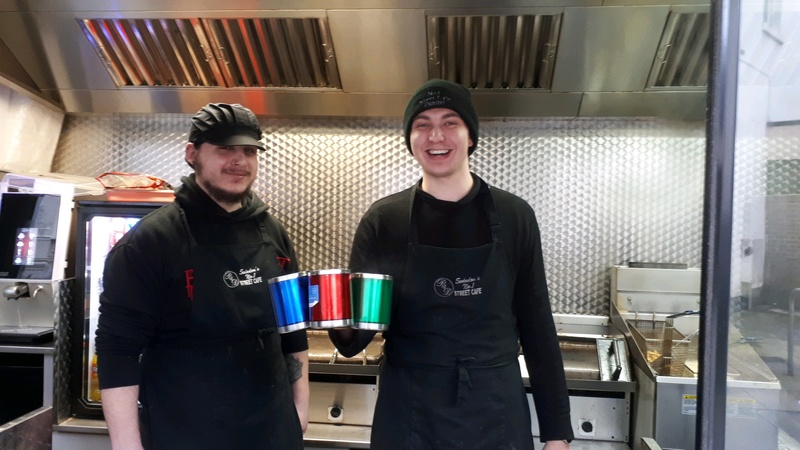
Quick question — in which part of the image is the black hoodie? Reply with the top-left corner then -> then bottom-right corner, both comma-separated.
96,173 -> 307,389
177,174 -> 273,245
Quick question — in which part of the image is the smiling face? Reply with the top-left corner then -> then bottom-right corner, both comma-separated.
408,108 -> 474,182
185,142 -> 260,211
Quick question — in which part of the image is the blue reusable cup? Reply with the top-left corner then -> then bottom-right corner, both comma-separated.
267,272 -> 310,333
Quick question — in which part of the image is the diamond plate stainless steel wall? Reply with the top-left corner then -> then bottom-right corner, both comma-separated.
53,278 -> 74,425
51,115 -> 706,315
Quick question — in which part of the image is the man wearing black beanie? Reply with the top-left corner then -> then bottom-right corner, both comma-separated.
330,80 -> 573,449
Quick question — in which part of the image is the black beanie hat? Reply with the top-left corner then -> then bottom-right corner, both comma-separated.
403,79 -> 479,155
188,103 -> 265,150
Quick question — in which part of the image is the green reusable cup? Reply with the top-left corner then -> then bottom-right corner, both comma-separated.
349,273 -> 393,330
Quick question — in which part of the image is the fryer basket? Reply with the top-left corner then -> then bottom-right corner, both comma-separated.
628,316 -> 692,376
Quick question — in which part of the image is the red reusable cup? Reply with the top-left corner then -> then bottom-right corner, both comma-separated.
308,269 -> 352,328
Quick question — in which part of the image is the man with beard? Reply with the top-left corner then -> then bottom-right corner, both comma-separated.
96,103 -> 309,450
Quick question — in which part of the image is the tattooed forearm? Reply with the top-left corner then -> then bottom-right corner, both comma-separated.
285,355 -> 303,383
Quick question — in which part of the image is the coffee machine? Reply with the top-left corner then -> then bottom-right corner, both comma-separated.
0,172 -> 103,343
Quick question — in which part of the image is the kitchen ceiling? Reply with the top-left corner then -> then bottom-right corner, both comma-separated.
0,0 -> 710,120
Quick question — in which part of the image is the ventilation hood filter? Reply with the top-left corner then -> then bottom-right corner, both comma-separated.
426,13 -> 562,89
647,11 -> 710,89
78,17 -> 341,89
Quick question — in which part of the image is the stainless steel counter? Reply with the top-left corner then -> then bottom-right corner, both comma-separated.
54,321 -> 637,449
0,343 -> 55,355
0,406 -> 53,449
55,419 -> 374,449
305,423 -> 371,449
54,420 -> 633,450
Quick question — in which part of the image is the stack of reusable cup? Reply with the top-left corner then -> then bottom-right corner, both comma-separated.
267,270 -> 393,333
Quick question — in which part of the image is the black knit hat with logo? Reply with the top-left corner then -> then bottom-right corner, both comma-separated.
188,103 -> 265,151
403,79 -> 479,155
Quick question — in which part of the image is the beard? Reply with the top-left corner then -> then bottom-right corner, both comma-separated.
193,157 -> 252,206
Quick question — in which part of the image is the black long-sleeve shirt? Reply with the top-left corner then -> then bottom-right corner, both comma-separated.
331,174 -> 572,442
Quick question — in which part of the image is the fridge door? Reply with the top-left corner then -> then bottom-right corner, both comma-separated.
69,199 -> 166,418
84,214 -> 142,402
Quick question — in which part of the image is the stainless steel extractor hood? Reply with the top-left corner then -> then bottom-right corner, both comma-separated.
75,17 -> 342,89
0,0 -> 710,120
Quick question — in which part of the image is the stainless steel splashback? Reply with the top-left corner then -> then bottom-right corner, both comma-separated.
51,115 -> 706,315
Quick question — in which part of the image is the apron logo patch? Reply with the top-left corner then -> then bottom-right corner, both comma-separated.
222,267 -> 264,289
223,271 -> 240,288
434,277 -> 483,297
434,278 -> 454,297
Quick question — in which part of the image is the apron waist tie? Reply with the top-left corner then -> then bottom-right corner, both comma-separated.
456,357 -> 476,406
153,328 -> 275,348
256,328 -> 272,349
387,354 -> 516,406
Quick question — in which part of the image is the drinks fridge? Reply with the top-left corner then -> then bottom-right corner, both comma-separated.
68,195 -> 171,418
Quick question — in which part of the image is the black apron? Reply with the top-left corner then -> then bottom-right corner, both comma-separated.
138,203 -> 303,450
371,183 -> 533,450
